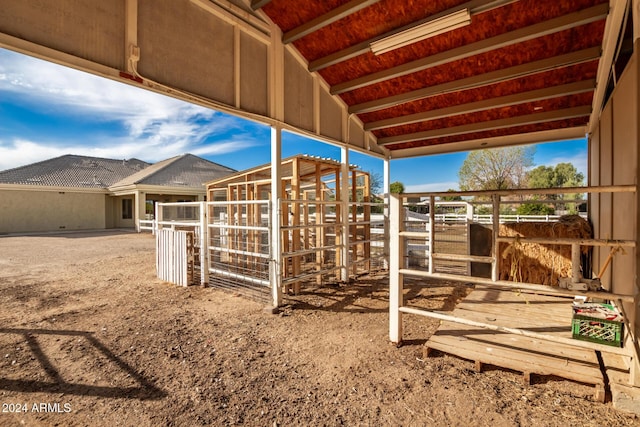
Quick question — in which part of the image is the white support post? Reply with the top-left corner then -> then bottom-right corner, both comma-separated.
389,193 -> 404,344
199,202 -> 209,286
270,126 -> 283,308
340,146 -> 350,282
134,192 -> 139,232
154,201 -> 162,274
383,157 -> 391,269
428,196 -> 435,274
491,194 -> 500,282
155,201 -> 162,232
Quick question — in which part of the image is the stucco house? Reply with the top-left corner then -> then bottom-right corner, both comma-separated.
0,153 -> 235,234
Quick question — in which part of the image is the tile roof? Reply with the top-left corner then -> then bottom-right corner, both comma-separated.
0,155 -> 150,188
0,153 -> 236,191
110,154 -> 236,189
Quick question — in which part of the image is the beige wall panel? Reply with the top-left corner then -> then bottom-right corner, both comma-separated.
283,50 -> 314,132
0,190 -> 106,233
239,32 -> 268,116
611,51 -> 639,322
348,119 -> 368,151
138,0 -> 235,105
319,88 -> 343,142
0,0 -> 125,69
105,196 -> 116,229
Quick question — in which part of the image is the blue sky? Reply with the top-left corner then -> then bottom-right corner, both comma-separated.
0,48 -> 587,192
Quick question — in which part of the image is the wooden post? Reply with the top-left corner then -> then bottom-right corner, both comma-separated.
364,172 -> 371,271
571,243 -> 581,283
292,158 -> 302,294
389,193 -> 404,344
351,169 -> 358,276
340,147 -> 350,282
491,194 -> 500,282
316,164 -> 324,285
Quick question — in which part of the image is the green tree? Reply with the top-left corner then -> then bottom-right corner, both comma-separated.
389,181 -> 405,194
458,146 -> 535,191
368,171 -> 382,195
527,163 -> 584,190
516,203 -> 555,215
526,163 -> 584,213
441,188 -> 462,201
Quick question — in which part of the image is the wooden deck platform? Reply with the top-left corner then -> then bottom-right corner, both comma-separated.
424,288 -> 631,402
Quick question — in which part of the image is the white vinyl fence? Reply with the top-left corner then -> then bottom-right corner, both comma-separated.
156,228 -> 194,287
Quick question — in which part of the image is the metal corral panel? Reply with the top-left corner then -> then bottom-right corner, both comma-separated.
0,0 -> 125,69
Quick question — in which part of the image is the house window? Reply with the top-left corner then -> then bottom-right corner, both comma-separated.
122,199 -> 133,219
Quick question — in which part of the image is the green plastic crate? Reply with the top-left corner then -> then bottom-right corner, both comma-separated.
571,313 -> 624,347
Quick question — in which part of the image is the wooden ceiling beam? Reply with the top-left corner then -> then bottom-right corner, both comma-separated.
250,0 -> 272,10
308,0 -> 517,72
330,3 -> 609,95
389,127 -> 588,158
350,47 -> 601,114
377,105 -> 592,146
283,0 -> 381,44
364,79 -> 596,131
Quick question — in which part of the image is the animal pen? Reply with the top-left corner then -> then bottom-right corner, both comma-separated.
389,185 -> 638,401
154,155 -> 387,304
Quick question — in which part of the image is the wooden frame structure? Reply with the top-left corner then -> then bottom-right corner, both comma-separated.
206,155 -> 375,296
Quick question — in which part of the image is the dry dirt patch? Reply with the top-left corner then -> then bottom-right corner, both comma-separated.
0,231 -> 636,426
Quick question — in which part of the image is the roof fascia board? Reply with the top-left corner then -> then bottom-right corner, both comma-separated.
389,127 -> 587,158
365,79 -> 596,131
350,47 -> 601,114
0,184 -> 110,194
378,105 -> 592,145
110,186 -> 206,196
331,3 -> 609,95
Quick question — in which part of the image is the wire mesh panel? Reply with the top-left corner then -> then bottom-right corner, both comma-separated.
207,200 -> 271,302
402,207 -> 472,275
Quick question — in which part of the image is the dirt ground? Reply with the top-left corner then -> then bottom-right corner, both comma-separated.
0,231 -> 637,427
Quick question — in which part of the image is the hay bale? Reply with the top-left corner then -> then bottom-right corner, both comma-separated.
499,215 -> 592,286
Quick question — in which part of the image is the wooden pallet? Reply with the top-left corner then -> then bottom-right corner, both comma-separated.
424,288 -> 629,402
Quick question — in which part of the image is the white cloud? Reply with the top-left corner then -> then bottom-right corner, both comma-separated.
405,181 -> 459,193
0,49 -> 265,169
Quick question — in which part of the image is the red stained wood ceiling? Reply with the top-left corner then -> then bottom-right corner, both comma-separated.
252,0 -> 610,156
